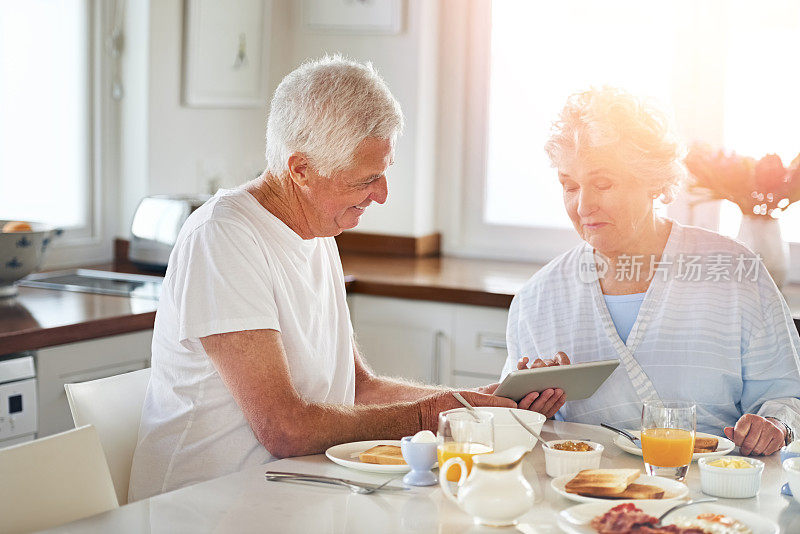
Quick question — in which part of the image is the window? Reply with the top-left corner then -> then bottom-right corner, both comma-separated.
718,1 -> 800,243
0,0 -> 117,266
486,1 -> 676,230
0,0 -> 89,228
451,0 -> 800,275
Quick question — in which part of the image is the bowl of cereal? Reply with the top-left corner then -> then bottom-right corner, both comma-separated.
0,221 -> 59,297
544,439 -> 603,478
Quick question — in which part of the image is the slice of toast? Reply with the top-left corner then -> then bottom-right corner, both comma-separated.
693,436 -> 718,453
358,445 -> 406,465
565,469 -> 641,496
597,483 -> 665,500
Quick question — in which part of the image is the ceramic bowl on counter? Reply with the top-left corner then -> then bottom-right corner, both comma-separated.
543,439 -> 603,478
780,443 -> 800,464
698,456 -> 764,498
0,221 -> 59,297
783,457 -> 800,505
780,444 -> 800,497
442,407 -> 546,452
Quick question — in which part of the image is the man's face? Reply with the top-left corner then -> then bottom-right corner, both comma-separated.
558,151 -> 655,257
302,137 -> 393,237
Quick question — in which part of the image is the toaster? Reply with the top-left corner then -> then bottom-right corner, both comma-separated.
129,195 -> 210,271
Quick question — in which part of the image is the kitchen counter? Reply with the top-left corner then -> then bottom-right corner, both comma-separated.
47,420 -> 800,533
2,254 -> 799,356
0,286 -> 158,355
340,253 -> 539,308
341,253 -> 800,320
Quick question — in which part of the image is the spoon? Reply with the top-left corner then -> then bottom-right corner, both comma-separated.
509,410 -> 551,449
601,422 -> 641,447
451,391 -> 483,422
656,498 -> 717,525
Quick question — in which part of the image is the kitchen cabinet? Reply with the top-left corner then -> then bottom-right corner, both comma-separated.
450,305 -> 510,385
348,295 -> 451,384
348,295 -> 509,388
36,330 -> 152,437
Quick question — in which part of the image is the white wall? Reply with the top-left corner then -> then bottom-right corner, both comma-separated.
119,0 -> 287,235
118,0 -> 150,238
118,0 -> 439,239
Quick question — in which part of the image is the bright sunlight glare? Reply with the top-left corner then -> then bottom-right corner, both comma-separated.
486,0 -> 800,242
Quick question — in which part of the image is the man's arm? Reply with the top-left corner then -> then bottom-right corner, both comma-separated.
353,343 -> 567,418
201,329 -> 515,458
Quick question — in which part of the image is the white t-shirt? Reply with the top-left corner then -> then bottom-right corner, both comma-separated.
128,188 -> 355,501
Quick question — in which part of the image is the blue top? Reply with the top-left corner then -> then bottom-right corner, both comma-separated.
603,292 -> 646,343
503,222 -> 800,437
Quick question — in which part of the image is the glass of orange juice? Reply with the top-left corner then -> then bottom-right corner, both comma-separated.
437,410 -> 494,482
641,400 -> 696,481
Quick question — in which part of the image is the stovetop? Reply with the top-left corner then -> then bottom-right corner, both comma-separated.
19,269 -> 163,300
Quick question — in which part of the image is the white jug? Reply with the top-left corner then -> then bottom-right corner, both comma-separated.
438,445 -> 535,527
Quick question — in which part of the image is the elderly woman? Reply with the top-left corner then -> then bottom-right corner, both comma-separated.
502,87 -> 800,456
129,56 -> 538,501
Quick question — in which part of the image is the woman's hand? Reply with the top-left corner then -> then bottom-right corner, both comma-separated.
515,352 -> 571,418
723,414 -> 786,456
517,351 -> 571,370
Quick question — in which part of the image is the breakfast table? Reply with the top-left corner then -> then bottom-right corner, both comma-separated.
47,421 -> 800,533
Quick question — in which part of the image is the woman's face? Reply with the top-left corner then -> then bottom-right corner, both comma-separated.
558,152 -> 658,257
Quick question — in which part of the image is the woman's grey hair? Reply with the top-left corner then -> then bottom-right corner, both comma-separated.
544,87 -> 687,203
265,55 -> 404,177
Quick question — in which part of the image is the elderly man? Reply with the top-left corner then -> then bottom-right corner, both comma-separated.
129,56 -> 555,500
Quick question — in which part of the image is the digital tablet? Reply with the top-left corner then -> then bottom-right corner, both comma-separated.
493,359 -> 620,402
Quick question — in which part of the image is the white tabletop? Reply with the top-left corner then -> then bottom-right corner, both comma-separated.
49,421 -> 800,533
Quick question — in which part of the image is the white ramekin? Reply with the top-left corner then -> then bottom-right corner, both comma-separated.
698,456 -> 764,498
783,457 -> 800,505
543,440 -> 604,478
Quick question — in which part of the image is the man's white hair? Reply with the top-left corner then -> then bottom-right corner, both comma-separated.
265,55 -> 404,177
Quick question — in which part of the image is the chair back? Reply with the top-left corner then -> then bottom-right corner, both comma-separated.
65,367 -> 151,505
0,425 -> 118,533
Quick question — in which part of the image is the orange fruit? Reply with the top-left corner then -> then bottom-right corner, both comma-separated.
2,221 -> 32,232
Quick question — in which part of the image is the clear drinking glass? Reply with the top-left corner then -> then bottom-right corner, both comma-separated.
641,400 -> 696,481
437,410 -> 494,482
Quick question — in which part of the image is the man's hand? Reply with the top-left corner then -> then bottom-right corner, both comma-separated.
419,390 -> 516,431
723,414 -> 786,456
514,352 -> 570,418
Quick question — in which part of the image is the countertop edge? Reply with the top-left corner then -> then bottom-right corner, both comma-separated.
3,254 -> 799,354
348,279 -> 513,308
0,311 -> 156,355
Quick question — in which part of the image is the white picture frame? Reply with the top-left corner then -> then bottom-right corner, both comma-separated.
182,0 -> 270,108
303,0 -> 402,34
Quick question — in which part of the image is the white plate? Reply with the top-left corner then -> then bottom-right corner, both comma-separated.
614,430 -> 735,461
551,473 -> 689,503
325,440 -> 411,473
558,499 -> 779,534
